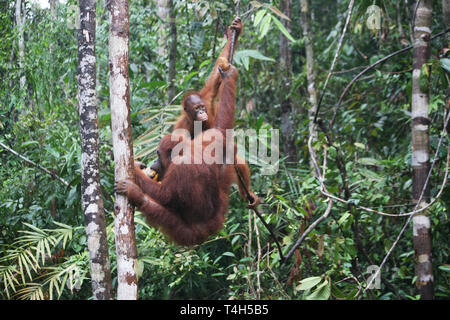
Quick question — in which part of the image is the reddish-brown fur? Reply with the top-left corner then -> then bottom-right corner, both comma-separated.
116,67 -> 239,246
174,18 -> 243,136
172,18 -> 259,207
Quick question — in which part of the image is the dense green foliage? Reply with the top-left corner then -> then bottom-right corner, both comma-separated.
0,0 -> 449,300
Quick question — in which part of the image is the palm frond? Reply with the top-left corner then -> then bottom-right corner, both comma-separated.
15,283 -> 45,300
135,103 -> 180,160
0,223 -> 83,300
0,265 -> 20,299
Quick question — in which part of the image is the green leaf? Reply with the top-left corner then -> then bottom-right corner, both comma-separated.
438,264 -> 450,272
130,63 -> 138,74
441,58 -> 450,73
136,81 -> 166,91
338,212 -> 351,226
227,273 -> 236,280
184,71 -> 198,83
235,50 -> 275,62
199,59 -> 211,70
258,14 -> 272,40
222,252 -> 235,258
231,235 -> 241,246
211,272 -> 226,277
403,179 -> 412,190
296,276 -> 322,291
271,16 -> 296,42
306,279 -> 331,300
358,157 -> 381,166
137,260 -> 145,277
254,9 -> 267,27
20,141 -> 39,148
359,168 -> 381,180
234,50 -> 275,70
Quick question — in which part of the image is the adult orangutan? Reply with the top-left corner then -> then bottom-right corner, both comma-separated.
116,65 -> 240,245
167,17 -> 259,208
173,18 -> 243,135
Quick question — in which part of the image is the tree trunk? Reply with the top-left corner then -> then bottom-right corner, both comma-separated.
77,0 -> 113,300
300,0 -> 318,173
411,0 -> 434,300
443,0 -> 450,30
108,0 -> 139,300
279,0 -> 297,164
15,0 -> 25,92
167,0 -> 176,102
396,1 -> 407,45
48,0 -> 58,106
156,0 -> 168,57
49,0 -> 57,17
444,0 -> 450,123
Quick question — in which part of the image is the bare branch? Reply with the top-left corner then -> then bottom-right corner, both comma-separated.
0,141 -> 69,187
284,198 -> 333,263
286,110 -> 450,267
330,27 -> 449,127
283,134 -> 334,263
303,126 -> 449,218
359,110 -> 450,298
314,0 -> 355,123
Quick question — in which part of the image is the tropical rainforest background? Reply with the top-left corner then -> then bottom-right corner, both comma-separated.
0,0 -> 449,300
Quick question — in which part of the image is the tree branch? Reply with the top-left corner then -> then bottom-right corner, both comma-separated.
330,27 -> 449,127
0,141 -> 69,187
314,0 -> 355,123
359,109 -> 450,298
283,133 -> 334,263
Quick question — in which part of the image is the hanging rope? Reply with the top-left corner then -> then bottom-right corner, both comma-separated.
226,4 -> 285,262
233,162 -> 285,261
229,0 -> 240,65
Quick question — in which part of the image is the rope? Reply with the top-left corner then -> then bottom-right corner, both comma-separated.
226,5 -> 285,261
233,163 -> 284,261
229,0 -> 240,64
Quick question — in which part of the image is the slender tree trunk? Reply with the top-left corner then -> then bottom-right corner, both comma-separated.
443,0 -> 449,165
108,0 -> 138,300
49,0 -> 57,17
77,0 -> 113,300
411,0 -> 434,300
156,0 -> 168,57
406,0 -> 416,44
300,0 -> 318,173
49,0 -> 58,106
279,0 -> 297,164
0,141 -> 69,186
167,0 -> 176,102
396,1 -> 407,45
444,0 -> 450,60
443,0 -> 450,30
15,0 -> 25,92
